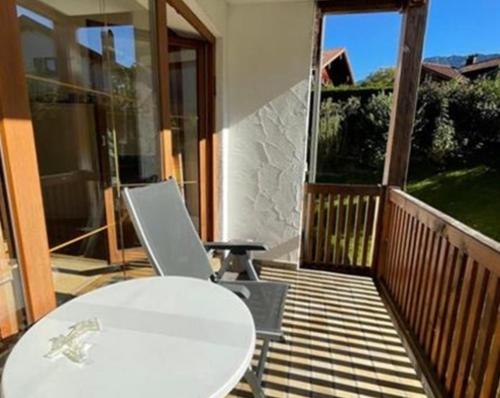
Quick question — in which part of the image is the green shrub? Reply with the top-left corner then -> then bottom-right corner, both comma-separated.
317,75 -> 500,176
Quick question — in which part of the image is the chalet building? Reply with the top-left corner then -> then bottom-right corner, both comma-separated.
421,54 -> 500,82
321,48 -> 354,86
460,56 -> 500,80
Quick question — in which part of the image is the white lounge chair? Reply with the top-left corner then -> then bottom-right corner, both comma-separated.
123,180 -> 288,397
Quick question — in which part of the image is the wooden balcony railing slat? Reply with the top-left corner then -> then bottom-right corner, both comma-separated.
314,193 -> 325,263
431,246 -> 458,365
360,196 -> 373,268
465,274 -> 499,398
425,239 -> 450,353
445,257 -> 477,390
334,193 -> 345,265
406,222 -> 426,325
436,251 -> 466,377
324,194 -> 335,262
413,228 -> 434,334
478,312 -> 500,398
351,195 -> 362,266
395,210 -> 411,304
342,195 -> 354,266
453,267 -> 489,397
420,236 -> 443,348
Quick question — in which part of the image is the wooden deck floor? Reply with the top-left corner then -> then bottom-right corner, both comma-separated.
2,261 -> 428,398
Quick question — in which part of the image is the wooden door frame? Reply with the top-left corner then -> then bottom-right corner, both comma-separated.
0,0 -> 56,324
158,0 -> 217,241
168,35 -> 213,240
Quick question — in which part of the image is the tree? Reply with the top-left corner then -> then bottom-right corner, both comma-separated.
360,67 -> 396,88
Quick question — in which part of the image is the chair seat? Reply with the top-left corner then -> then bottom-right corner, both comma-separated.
220,280 -> 288,340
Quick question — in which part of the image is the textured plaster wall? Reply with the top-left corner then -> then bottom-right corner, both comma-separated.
225,1 -> 315,264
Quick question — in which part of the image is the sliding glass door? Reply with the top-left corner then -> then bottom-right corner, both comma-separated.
16,0 -> 161,264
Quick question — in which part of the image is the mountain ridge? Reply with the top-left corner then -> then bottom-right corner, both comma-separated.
424,53 -> 500,68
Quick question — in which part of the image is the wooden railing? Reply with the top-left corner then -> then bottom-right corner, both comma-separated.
300,183 -> 383,271
378,188 -> 500,398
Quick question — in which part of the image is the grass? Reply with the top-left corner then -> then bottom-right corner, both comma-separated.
407,165 -> 500,242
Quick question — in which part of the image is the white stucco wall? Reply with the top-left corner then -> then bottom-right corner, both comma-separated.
186,0 -> 315,265
224,1 -> 315,264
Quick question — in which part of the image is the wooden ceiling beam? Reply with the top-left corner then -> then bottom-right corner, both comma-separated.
317,0 -> 404,14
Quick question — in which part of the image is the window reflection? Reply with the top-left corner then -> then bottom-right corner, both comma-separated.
16,0 -> 160,260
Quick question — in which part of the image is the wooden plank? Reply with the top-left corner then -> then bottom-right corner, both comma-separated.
317,0 -> 403,14
453,266 -> 489,397
303,183 -> 381,196
478,309 -> 500,398
360,196 -> 375,267
323,194 -> 335,263
155,0 -> 174,180
314,194 -> 325,263
304,193 -> 315,263
387,205 -> 403,291
382,2 -> 429,186
418,236 -> 442,344
414,230 -> 435,335
431,246 -> 457,367
371,188 -> 386,275
168,0 -> 216,43
373,192 -> 393,278
342,195 -> 354,265
424,240 -> 449,352
0,0 -> 56,322
389,188 -> 500,275
0,263 -> 18,338
399,216 -> 417,311
402,219 -> 423,318
334,194 -> 345,265
393,211 -> 411,304
351,195 -> 362,266
408,225 -> 429,328
436,251 -> 466,377
465,274 -> 499,397
445,258 -> 477,391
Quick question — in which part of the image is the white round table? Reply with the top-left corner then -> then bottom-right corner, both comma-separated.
1,277 -> 255,398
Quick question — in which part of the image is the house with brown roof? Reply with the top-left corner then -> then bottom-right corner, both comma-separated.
460,56 -> 500,80
321,48 -> 354,86
421,62 -> 463,82
421,55 -> 500,83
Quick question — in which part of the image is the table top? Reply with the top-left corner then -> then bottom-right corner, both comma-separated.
1,277 -> 255,398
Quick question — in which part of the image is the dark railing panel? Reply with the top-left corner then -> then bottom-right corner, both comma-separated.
379,188 -> 500,398
301,184 -> 382,270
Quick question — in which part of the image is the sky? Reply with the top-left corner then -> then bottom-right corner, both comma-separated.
17,5 -> 136,68
323,0 -> 500,82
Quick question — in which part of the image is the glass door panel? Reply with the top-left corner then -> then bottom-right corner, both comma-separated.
16,0 -> 160,266
169,45 -> 200,230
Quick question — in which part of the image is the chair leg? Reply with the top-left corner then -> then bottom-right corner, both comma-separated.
256,337 -> 270,382
244,368 -> 266,398
234,253 -> 259,281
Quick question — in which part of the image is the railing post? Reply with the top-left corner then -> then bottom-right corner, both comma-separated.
372,185 -> 389,278
382,0 -> 429,187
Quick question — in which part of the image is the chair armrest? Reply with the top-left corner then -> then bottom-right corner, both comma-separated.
219,282 -> 251,300
204,241 -> 268,253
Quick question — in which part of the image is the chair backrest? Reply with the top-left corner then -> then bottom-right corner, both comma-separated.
123,180 -> 213,280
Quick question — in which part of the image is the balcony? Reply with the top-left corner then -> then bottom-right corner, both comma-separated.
2,183 -> 497,397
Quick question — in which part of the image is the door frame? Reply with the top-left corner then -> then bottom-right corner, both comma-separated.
158,0 -> 217,241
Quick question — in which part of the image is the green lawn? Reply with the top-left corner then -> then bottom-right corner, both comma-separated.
407,166 -> 500,242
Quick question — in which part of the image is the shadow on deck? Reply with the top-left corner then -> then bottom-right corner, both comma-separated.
79,264 -> 428,398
